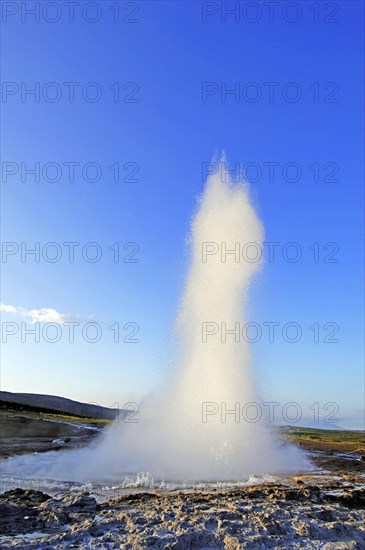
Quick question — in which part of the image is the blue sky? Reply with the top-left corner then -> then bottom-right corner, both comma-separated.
1,1 -> 364,429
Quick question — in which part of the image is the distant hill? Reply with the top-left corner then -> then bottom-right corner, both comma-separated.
0,391 -> 121,421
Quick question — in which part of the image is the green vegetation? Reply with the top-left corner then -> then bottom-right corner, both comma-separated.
1,407 -> 113,427
280,426 -> 365,452
33,411 -> 112,425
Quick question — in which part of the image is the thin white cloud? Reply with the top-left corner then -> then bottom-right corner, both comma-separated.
0,304 -> 17,313
0,303 -> 72,324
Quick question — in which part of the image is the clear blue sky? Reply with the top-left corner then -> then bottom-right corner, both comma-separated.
1,1 -> 364,429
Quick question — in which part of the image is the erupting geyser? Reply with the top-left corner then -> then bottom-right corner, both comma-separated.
10,157 -> 307,483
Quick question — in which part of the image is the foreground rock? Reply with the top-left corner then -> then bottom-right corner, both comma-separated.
0,474 -> 364,549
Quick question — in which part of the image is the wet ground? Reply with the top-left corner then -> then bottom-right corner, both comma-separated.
0,414 -> 364,548
0,411 -> 102,459
0,463 -> 364,548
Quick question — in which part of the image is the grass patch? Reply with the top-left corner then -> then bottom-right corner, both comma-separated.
280,426 -> 365,452
1,407 -> 113,426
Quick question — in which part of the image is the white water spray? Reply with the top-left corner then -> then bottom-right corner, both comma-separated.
3,159 -> 308,483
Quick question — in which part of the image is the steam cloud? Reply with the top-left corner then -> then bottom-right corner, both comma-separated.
3,158 -> 309,483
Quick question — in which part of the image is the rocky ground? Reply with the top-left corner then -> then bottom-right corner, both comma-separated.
0,453 -> 364,549
0,414 -> 364,548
